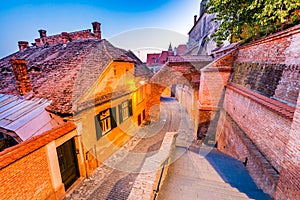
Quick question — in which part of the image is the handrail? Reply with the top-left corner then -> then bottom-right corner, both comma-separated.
153,158 -> 169,200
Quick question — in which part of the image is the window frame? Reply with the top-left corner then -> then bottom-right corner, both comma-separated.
118,99 -> 133,124
137,86 -> 145,104
95,107 -> 117,140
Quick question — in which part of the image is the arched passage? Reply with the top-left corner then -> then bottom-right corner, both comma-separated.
145,57 -> 212,137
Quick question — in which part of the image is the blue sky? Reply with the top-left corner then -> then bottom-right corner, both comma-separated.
0,0 -> 200,58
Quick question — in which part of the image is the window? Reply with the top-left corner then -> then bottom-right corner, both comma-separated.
138,114 -> 142,126
100,109 -> 111,133
201,17 -> 206,37
142,109 -> 146,120
137,86 -> 145,104
119,99 -> 133,123
95,108 -> 117,140
122,101 -> 129,120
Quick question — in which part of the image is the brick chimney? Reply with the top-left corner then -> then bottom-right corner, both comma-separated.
38,29 -> 47,38
10,58 -> 32,98
92,22 -> 101,39
61,32 -> 70,44
194,15 -> 197,25
18,41 -> 29,51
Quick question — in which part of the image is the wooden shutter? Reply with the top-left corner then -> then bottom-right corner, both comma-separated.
94,114 -> 102,140
128,99 -> 133,116
110,107 -> 117,129
118,104 -> 123,124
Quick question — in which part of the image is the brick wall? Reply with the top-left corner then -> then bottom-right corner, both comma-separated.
35,30 -> 97,47
199,68 -> 231,110
275,94 -> 300,200
217,112 -> 279,195
214,25 -> 300,199
236,25 -> 300,64
0,147 -> 55,199
231,25 -> 300,106
0,123 -> 78,199
224,86 -> 292,172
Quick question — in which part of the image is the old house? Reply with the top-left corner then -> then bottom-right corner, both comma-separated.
0,22 -> 152,199
146,44 -> 174,73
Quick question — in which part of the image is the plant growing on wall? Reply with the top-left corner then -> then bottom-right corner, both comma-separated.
205,0 -> 300,45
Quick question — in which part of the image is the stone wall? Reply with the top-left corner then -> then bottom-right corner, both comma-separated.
231,62 -> 299,105
127,132 -> 177,200
232,25 -> 300,106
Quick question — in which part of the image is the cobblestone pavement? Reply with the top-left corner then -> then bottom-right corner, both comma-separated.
65,97 -> 194,200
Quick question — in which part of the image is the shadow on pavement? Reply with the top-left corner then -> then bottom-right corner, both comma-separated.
205,150 -> 272,200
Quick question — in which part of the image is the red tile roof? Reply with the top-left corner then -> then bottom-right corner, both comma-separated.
157,51 -> 169,64
176,44 -> 187,55
146,53 -> 160,66
0,39 -> 152,115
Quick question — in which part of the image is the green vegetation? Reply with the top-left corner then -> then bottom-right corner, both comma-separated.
205,0 -> 300,45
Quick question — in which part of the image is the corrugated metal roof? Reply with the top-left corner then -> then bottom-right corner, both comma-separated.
0,94 -> 52,140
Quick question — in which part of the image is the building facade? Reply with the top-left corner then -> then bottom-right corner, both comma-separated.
0,22 -> 152,198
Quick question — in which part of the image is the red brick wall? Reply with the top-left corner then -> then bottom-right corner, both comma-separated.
217,112 -> 279,195
236,25 -> 300,64
224,87 -> 292,172
35,30 -> 96,46
275,94 -> 300,200
0,147 -> 55,199
199,69 -> 231,109
214,25 -> 300,199
232,25 -> 300,106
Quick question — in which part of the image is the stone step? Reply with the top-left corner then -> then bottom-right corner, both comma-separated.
167,174 -> 248,195
165,177 -> 252,200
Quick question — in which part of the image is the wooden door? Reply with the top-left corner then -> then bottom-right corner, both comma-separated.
57,138 -> 79,190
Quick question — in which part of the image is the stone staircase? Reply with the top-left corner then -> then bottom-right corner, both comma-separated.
157,147 -> 271,200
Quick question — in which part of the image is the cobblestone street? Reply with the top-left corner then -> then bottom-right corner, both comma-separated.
65,97 -> 195,200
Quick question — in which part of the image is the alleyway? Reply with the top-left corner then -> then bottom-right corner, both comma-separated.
65,97 -> 194,200
65,97 -> 270,200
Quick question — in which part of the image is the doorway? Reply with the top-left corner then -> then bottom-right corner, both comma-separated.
56,138 -> 79,190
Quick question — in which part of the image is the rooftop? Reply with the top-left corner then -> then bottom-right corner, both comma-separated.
0,94 -> 52,141
0,34 -> 152,115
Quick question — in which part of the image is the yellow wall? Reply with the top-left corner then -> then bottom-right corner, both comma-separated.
75,60 -> 149,174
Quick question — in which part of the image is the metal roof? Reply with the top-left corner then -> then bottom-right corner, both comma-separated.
0,94 -> 52,141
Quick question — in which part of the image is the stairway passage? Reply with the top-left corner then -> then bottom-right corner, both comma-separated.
158,147 -> 272,200
65,97 -> 183,200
